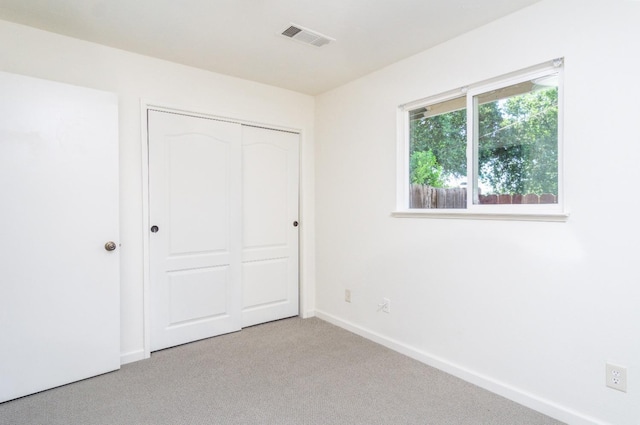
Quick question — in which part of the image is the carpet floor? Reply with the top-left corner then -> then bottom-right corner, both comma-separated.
0,317 -> 564,425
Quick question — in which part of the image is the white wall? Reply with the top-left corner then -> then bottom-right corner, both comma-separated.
314,1 -> 640,424
0,20 -> 315,363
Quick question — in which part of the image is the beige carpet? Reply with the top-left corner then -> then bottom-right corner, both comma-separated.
0,317 -> 564,424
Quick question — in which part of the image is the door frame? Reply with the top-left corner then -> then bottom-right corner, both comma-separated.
140,100 -> 307,359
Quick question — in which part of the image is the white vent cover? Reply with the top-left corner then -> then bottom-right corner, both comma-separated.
280,24 -> 334,47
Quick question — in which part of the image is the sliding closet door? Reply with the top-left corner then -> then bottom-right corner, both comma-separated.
241,126 -> 299,327
148,111 -> 242,351
0,71 -> 120,402
148,110 -> 300,351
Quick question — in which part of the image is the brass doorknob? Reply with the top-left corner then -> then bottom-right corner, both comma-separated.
104,241 -> 117,252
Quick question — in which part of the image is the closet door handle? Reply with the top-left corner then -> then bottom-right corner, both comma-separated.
293,221 -> 299,227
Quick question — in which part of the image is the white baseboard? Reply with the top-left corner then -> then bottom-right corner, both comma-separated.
120,349 -> 147,365
300,309 -> 316,319
314,310 -> 608,425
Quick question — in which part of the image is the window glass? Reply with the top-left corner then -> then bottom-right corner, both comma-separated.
474,76 -> 558,205
404,62 -> 562,213
408,97 -> 467,208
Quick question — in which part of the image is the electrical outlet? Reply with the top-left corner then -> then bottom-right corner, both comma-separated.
378,298 -> 390,313
606,363 -> 627,392
383,298 -> 391,313
345,289 -> 351,303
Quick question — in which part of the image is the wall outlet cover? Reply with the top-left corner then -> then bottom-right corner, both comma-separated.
606,363 -> 627,392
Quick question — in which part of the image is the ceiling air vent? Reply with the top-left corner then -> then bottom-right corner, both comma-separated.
280,24 -> 334,47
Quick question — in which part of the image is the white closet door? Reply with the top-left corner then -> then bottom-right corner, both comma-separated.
148,111 -> 242,351
241,126 -> 299,327
0,71 -> 120,403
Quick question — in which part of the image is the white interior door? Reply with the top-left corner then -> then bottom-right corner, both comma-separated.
0,71 -> 120,403
148,110 -> 242,351
241,126 -> 299,327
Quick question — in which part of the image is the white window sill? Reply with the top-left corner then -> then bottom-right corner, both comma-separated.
391,209 -> 570,222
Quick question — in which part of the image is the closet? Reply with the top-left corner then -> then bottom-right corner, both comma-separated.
147,110 -> 299,351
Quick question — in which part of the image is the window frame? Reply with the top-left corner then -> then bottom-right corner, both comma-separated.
395,59 -> 567,222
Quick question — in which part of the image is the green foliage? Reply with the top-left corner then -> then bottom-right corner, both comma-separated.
410,108 -> 466,181
410,150 -> 445,187
409,86 -> 558,195
478,87 -> 558,194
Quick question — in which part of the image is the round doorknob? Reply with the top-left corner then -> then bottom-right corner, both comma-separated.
293,221 -> 299,227
104,241 -> 117,252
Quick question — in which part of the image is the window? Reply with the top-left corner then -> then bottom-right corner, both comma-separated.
397,59 -> 565,220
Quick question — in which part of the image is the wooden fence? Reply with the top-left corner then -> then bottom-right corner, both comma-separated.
410,185 -> 466,209
410,184 -> 557,209
478,193 -> 557,205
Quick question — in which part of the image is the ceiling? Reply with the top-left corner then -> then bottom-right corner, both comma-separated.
0,0 -> 541,95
